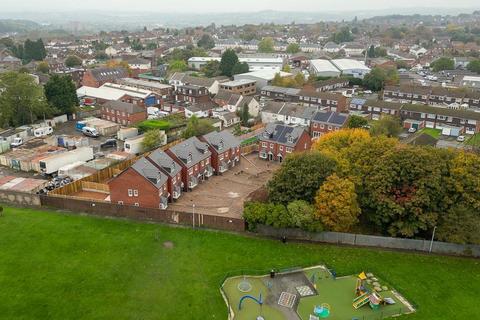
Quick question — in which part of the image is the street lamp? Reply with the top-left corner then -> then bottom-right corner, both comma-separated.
429,226 -> 437,253
192,204 -> 195,228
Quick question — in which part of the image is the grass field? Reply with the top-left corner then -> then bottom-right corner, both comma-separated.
419,128 -> 441,139
1,206 -> 480,319
466,133 -> 480,147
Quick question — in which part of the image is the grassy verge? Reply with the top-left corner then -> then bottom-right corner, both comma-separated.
0,206 -> 479,319
419,128 -> 441,139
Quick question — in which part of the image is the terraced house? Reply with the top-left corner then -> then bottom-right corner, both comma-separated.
146,149 -> 183,202
349,99 -> 403,120
200,131 -> 241,175
108,157 -> 169,209
258,123 -> 312,162
165,137 -> 213,191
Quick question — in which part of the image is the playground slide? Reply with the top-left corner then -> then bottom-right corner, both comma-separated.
353,293 -> 370,309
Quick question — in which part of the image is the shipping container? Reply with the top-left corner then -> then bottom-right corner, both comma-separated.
39,147 -> 94,175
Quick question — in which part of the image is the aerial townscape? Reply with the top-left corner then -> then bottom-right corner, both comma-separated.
0,0 -> 480,319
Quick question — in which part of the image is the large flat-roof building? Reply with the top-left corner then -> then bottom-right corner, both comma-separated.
188,56 -> 284,72
309,59 -> 371,79
234,70 -> 292,90
309,59 -> 342,78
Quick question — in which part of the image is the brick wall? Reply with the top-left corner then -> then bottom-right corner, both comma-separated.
41,195 -> 245,232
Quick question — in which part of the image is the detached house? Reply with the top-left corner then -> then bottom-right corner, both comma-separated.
147,149 -> 183,202
165,137 -> 213,191
200,131 -> 241,175
258,123 -> 312,162
214,90 -> 260,116
108,157 -> 169,209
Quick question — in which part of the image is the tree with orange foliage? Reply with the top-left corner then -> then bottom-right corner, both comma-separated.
314,173 -> 360,232
105,59 -> 132,76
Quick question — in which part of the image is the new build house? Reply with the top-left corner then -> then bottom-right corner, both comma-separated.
165,137 -> 213,191
108,157 -> 169,209
310,111 -> 349,138
146,149 -> 183,202
200,131 -> 241,175
258,123 -> 312,162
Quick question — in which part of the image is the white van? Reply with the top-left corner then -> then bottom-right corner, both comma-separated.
82,126 -> 99,138
34,126 -> 53,138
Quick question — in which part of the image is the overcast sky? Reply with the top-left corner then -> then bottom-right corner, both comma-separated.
2,0 -> 479,13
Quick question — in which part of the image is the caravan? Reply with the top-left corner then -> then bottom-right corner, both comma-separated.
34,126 -> 53,138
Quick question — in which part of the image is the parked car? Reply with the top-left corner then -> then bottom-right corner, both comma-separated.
408,127 -> 417,133
100,139 -> 117,149
82,126 -> 99,138
457,135 -> 466,142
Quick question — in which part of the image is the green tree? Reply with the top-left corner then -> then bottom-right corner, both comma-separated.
330,27 -> 353,43
287,200 -> 323,232
286,43 -> 300,54
437,204 -> 480,244
146,42 -> 158,50
240,103 -> 250,126
36,61 -> 49,74
64,55 -> 82,67
168,60 -> 188,72
370,115 -> 402,138
346,115 -> 368,128
44,75 -> 79,114
197,34 -> 215,50
231,62 -> 249,75
315,174 -> 360,232
431,57 -> 454,72
142,129 -> 165,151
258,37 -> 275,53
362,67 -> 387,91
219,49 -> 239,77
182,115 -> 215,139
23,38 -> 46,62
267,151 -> 337,204
0,71 -> 53,127
467,60 -> 480,74
367,45 -> 375,58
201,60 -> 221,77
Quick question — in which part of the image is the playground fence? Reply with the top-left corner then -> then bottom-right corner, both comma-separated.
255,225 -> 480,258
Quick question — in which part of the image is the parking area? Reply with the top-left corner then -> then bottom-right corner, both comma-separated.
168,153 -> 280,219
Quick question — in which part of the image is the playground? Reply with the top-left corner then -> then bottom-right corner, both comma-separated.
221,266 -> 415,320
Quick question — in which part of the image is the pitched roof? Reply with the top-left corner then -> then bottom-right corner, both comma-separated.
147,149 -> 181,177
312,111 -> 348,125
89,67 -> 128,82
168,136 -> 211,166
103,100 -> 145,114
402,104 -> 480,121
259,123 -> 307,147
183,75 -> 216,88
131,157 -> 168,188
202,130 -> 240,152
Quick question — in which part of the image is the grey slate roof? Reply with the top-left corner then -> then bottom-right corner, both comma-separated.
147,149 -> 181,177
202,130 -> 240,152
131,157 -> 168,188
312,111 -> 348,126
261,85 -> 301,96
104,100 -> 145,114
259,123 -> 306,147
90,67 -> 128,82
168,136 -> 211,167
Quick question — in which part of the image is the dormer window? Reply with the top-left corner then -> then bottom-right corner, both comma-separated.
263,132 -> 269,138
218,139 -> 224,150
287,136 -> 294,143
187,153 -> 193,163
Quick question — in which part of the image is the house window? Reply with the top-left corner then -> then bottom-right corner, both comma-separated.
118,201 -> 123,205
286,147 -> 293,153
279,146 -> 283,151
313,123 -> 318,128
133,190 -> 139,197
134,203 -> 139,207
262,142 -> 267,147
128,189 -> 133,197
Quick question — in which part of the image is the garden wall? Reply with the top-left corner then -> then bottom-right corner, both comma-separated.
0,190 -> 41,207
40,195 -> 245,232
256,225 -> 480,258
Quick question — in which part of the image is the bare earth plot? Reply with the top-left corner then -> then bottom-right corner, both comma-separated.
168,153 -> 279,218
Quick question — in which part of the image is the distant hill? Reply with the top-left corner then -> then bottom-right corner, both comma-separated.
0,19 -> 40,33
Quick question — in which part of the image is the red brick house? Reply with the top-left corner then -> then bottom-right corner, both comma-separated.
165,137 -> 213,191
82,67 -> 128,88
146,149 -> 183,202
175,84 -> 210,104
310,111 -> 349,139
102,100 -> 147,125
200,130 -> 241,175
258,123 -> 312,162
108,157 -> 169,209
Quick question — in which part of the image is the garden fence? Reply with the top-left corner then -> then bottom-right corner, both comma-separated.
256,225 -> 480,258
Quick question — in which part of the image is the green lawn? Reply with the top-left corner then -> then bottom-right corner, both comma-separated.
466,133 -> 480,147
1,206 -> 480,319
419,128 -> 441,139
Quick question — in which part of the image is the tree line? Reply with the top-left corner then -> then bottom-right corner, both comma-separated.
244,129 -> 480,245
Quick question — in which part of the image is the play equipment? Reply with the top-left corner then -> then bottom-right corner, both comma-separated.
314,303 -> 331,318
368,292 -> 382,310
355,272 -> 368,296
353,292 -> 370,309
238,276 -> 252,293
238,293 -> 263,310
